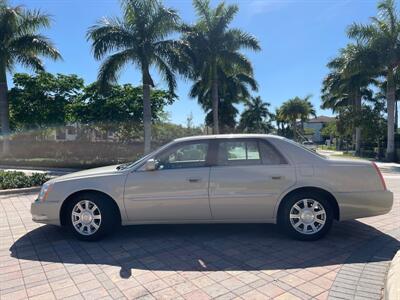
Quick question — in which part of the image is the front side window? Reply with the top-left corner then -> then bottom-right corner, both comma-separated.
155,141 -> 209,170
217,141 -> 261,166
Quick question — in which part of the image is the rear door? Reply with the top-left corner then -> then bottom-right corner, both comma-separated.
209,138 -> 296,220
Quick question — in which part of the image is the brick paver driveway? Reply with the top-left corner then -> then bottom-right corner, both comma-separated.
1,176 -> 399,300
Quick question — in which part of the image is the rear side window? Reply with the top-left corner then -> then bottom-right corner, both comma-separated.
259,140 -> 287,165
217,139 -> 286,166
217,141 -> 261,166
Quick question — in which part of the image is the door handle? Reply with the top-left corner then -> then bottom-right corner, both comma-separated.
187,177 -> 201,183
271,176 -> 282,180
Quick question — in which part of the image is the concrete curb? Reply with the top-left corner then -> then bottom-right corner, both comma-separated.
385,250 -> 400,300
0,186 -> 40,195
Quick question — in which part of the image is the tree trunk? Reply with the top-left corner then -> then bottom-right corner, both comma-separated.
395,99 -> 398,132
292,120 -> 297,141
386,69 -> 396,161
355,89 -> 362,155
0,67 -> 10,155
211,66 -> 219,135
142,83 -> 151,154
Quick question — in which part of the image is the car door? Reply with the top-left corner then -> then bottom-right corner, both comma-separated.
124,140 -> 212,221
209,138 -> 296,220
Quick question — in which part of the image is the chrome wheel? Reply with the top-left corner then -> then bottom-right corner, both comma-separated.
289,198 -> 326,235
71,200 -> 102,236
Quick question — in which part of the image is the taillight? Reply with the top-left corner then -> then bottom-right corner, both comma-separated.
372,162 -> 387,191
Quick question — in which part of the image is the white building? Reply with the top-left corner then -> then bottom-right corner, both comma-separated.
303,116 -> 335,143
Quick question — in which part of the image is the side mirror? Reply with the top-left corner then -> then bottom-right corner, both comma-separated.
144,159 -> 157,171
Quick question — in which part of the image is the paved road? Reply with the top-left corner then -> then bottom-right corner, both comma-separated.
0,176 -> 399,300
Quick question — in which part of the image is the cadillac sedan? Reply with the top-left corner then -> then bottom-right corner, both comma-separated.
31,134 -> 393,241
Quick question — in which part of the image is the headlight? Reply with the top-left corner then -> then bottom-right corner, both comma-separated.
38,182 -> 53,202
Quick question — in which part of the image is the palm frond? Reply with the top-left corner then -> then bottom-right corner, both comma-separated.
10,34 -> 61,60
97,49 -> 136,90
193,0 -> 212,26
17,9 -> 51,36
14,53 -> 44,71
154,54 -> 176,95
226,29 -> 261,51
87,17 -> 135,60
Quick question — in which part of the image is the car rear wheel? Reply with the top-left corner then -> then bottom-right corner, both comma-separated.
279,192 -> 333,241
66,193 -> 117,241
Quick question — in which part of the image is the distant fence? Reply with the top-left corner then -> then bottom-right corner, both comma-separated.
0,140 -> 154,168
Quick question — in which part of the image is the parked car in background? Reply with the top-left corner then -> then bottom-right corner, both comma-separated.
302,140 -> 317,151
31,134 -> 393,241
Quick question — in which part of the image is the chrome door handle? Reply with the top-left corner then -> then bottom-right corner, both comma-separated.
271,176 -> 282,180
187,178 -> 201,183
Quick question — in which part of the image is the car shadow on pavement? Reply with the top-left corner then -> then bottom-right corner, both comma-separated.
9,220 -> 399,279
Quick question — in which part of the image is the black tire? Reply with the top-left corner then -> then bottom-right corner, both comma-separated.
66,192 -> 119,241
279,191 -> 333,241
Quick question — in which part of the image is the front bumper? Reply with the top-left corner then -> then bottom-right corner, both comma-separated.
335,190 -> 394,221
31,199 -> 61,225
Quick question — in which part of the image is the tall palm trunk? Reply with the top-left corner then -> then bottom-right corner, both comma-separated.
142,67 -> 152,154
354,89 -> 362,155
0,67 -> 10,155
292,120 -> 297,141
211,64 -> 219,134
386,68 -> 396,161
395,100 -> 398,132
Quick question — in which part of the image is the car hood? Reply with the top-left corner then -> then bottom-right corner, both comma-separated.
51,165 -> 123,182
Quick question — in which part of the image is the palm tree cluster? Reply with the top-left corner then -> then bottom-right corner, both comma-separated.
277,95 -> 316,141
87,0 -> 265,152
0,0 -> 265,154
322,0 -> 400,161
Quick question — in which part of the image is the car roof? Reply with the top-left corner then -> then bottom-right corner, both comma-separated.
173,134 -> 285,143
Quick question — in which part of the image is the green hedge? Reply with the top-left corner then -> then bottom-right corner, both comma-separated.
0,171 -> 49,190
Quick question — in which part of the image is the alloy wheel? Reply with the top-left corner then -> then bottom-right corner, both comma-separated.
71,200 -> 102,236
289,198 -> 326,235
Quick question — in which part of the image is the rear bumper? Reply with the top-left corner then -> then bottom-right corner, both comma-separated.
335,190 -> 394,221
31,199 -> 61,226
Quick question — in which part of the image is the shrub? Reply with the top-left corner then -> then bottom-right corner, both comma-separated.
0,171 -> 50,190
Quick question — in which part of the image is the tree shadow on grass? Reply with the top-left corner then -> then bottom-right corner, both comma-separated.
10,220 -> 399,280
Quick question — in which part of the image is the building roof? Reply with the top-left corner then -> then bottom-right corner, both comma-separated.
306,116 -> 335,123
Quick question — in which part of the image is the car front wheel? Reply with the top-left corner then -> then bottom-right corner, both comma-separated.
279,192 -> 333,241
66,193 -> 117,241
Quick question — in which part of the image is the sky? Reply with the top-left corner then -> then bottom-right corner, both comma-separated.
10,0 -> 380,126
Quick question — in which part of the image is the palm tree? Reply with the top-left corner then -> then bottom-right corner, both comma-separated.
322,43 -> 377,154
87,0 -> 179,153
280,96 -> 316,141
275,107 -> 288,136
189,67 -> 257,132
179,0 -> 260,134
239,96 -> 273,133
0,1 -> 61,153
348,0 -> 400,160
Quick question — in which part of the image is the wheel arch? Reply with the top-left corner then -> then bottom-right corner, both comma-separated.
276,186 -> 340,222
59,189 -> 122,226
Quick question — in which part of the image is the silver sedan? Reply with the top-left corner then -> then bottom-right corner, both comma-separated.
31,134 -> 393,241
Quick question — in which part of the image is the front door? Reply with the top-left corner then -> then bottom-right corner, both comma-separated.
124,140 -> 212,221
209,139 -> 296,220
